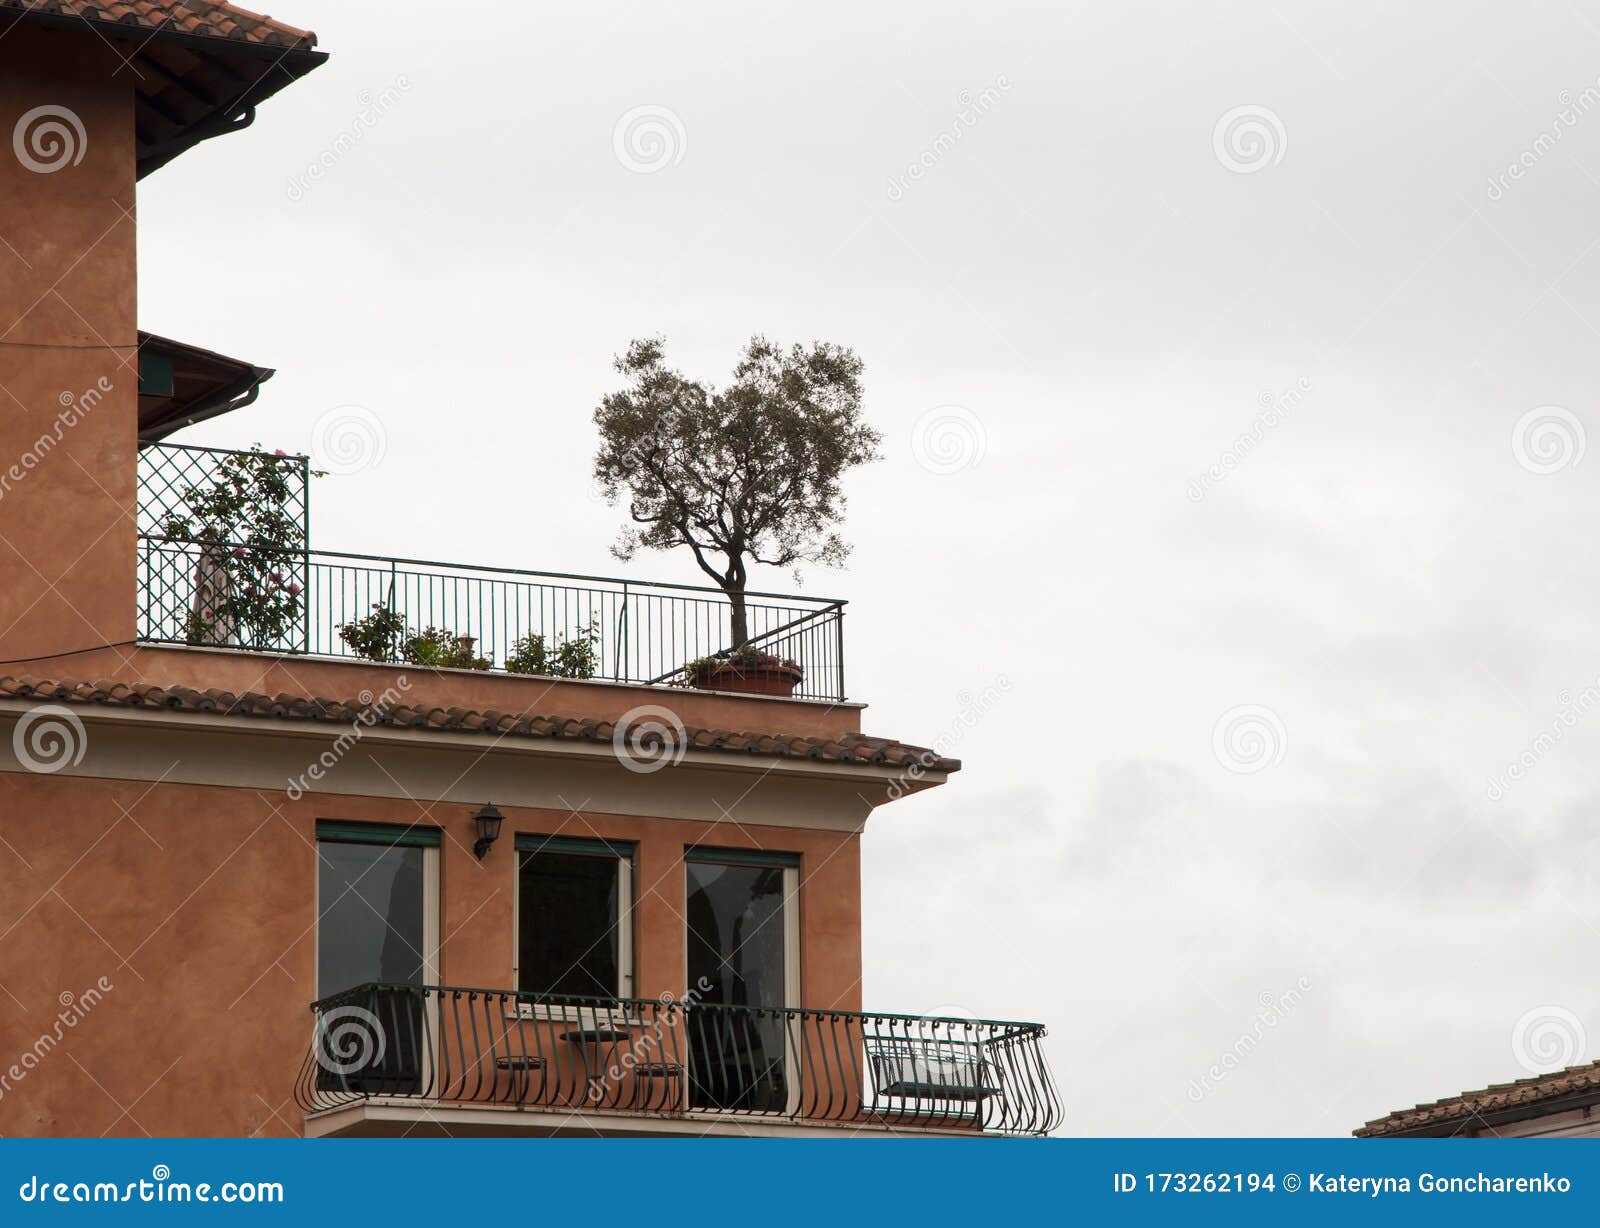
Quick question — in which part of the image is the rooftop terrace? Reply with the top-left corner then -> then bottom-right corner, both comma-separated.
135,443 -> 848,702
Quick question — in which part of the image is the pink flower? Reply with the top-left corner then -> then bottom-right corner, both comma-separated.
273,449 -> 288,457
287,582 -> 304,596
269,571 -> 284,583
231,547 -> 248,558
201,609 -> 214,621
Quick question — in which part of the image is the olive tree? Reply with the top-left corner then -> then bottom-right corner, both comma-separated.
593,336 -> 882,649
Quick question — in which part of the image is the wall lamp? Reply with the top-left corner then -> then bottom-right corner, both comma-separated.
472,803 -> 504,860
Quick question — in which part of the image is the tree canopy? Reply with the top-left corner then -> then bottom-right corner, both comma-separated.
592,335 -> 882,647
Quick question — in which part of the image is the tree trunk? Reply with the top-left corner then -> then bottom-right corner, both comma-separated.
723,552 -> 750,651
727,588 -> 749,651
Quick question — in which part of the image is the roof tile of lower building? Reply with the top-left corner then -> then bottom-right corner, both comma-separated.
0,0 -> 316,50
1356,1060 -> 1600,1136
0,675 -> 961,773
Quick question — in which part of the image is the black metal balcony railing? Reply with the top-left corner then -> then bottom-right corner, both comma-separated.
137,537 -> 846,700
293,984 -> 1062,1137
134,443 -> 846,700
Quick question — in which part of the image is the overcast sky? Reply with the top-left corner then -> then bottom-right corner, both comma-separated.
138,0 -> 1600,1135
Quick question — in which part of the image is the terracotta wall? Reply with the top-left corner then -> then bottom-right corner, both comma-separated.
0,26 -> 138,664
0,771 -> 861,1137
73,645 -> 867,741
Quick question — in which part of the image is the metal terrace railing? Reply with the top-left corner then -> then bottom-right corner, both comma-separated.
293,984 -> 1063,1137
136,440 -> 311,544
135,537 -> 846,699
134,443 -> 848,700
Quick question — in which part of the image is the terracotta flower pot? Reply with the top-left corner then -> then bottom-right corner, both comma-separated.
693,659 -> 804,698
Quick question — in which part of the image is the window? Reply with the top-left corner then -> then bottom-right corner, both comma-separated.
515,835 -> 634,1000
684,855 -> 794,1009
315,822 -> 439,995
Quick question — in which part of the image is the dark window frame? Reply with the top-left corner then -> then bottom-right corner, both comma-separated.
316,819 -> 441,849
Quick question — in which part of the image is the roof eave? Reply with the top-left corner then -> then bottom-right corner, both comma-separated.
1358,1084 -> 1600,1137
137,368 -> 272,444
136,331 -> 276,442
0,6 -> 328,179
0,695 -> 951,789
134,50 -> 328,179
1,5 -> 320,56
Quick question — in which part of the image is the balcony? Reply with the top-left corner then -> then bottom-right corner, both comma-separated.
134,443 -> 847,701
293,984 -> 1063,1138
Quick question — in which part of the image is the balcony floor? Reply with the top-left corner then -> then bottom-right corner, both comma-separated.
304,1098 -> 993,1139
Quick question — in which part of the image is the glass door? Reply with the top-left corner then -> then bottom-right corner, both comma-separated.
314,825 -> 439,1095
684,852 -> 797,1112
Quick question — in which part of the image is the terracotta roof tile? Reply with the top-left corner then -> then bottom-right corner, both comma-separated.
1356,1061 -> 1600,1136
0,675 -> 961,776
1,0 -> 316,49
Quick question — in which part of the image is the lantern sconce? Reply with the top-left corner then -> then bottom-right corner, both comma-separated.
472,803 -> 504,860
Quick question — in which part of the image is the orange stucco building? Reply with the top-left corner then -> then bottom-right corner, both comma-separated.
0,1 -> 1058,1138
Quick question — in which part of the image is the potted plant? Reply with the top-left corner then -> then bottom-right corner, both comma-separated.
685,646 -> 804,697
337,603 -> 406,662
401,628 -> 492,670
505,621 -> 601,679
337,606 -> 493,670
